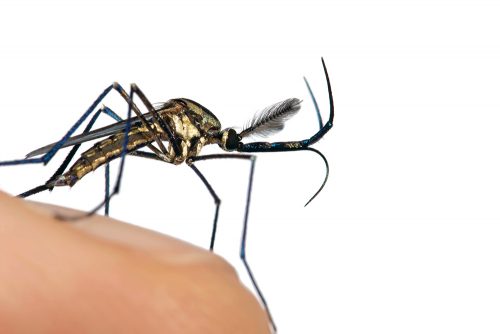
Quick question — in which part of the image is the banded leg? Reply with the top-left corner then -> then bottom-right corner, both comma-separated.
188,154 -> 277,333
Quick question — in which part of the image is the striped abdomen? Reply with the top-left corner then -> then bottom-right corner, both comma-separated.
50,126 -> 154,187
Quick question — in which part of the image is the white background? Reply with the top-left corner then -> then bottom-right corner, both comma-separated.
1,0 -> 499,333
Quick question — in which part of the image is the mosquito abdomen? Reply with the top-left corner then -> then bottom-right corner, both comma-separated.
48,127 -> 154,187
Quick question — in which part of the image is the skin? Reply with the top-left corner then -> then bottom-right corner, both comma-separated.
0,191 -> 270,334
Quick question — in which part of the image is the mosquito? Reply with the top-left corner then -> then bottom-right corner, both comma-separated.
0,58 -> 334,332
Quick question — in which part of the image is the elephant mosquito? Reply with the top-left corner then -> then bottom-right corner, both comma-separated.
0,58 -> 334,332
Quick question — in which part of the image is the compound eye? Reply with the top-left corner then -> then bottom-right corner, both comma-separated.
224,128 -> 239,151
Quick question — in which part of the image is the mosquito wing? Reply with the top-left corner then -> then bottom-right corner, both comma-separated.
25,113 -> 155,158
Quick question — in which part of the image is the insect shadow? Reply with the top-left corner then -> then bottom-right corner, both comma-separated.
0,58 -> 334,332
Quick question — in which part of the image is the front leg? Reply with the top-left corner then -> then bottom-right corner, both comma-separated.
187,153 -> 277,332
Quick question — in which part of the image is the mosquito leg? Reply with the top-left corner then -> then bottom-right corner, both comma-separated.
111,83 -> 171,156
18,105 -> 121,199
129,84 -> 181,156
6,81 -> 166,216
62,83 -> 176,219
189,164 -> 220,251
93,84 -> 181,160
0,82 -> 169,170
124,152 -> 277,332
91,107 -> 121,216
1,84 -> 122,168
128,151 -> 276,329
188,154 -> 277,332
303,76 -> 323,130
124,150 -> 221,250
99,108 -> 122,216
104,163 -> 110,215
56,86 -> 136,219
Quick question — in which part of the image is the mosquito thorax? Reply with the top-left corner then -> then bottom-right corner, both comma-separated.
219,128 -> 240,151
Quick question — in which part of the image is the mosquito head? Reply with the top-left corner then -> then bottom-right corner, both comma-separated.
218,128 -> 241,151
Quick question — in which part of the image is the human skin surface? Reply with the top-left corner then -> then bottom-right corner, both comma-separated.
0,191 -> 270,334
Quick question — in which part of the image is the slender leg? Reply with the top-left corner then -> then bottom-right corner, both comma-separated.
100,107 -> 121,216
0,85 -> 114,168
126,150 -> 222,251
303,76 -> 323,130
112,83 -> 174,156
59,86 -> 136,219
129,84 -> 181,156
1,84 -> 122,166
86,87 -> 184,217
4,81 -> 170,216
188,154 -> 277,333
0,82 -> 170,168
63,80 -> 186,219
104,163 -> 110,215
128,151 -> 277,330
97,107 -> 121,216
188,164 -> 221,251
